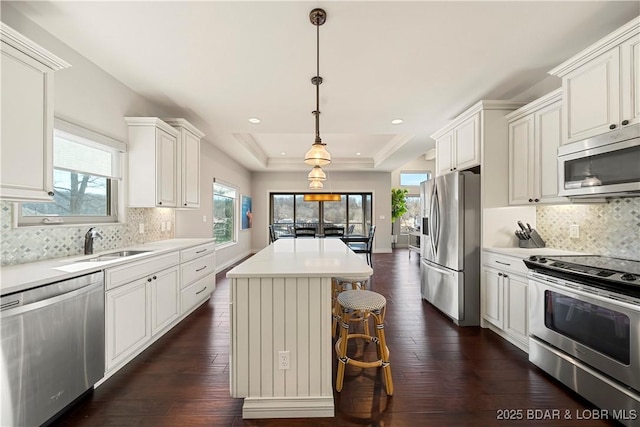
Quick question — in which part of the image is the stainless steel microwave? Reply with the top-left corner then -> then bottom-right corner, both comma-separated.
557,124 -> 640,198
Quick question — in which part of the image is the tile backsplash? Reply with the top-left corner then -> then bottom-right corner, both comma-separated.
537,197 -> 640,260
0,201 -> 175,266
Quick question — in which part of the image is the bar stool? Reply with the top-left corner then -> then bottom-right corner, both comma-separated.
335,289 -> 393,396
331,277 -> 369,338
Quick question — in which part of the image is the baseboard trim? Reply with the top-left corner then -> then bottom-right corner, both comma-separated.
242,396 -> 334,419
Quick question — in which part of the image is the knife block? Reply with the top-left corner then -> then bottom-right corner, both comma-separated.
518,229 -> 546,248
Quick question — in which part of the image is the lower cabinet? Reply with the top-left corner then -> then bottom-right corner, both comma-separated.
151,266 -> 180,335
104,242 -> 215,375
481,251 -> 529,352
105,277 -> 151,370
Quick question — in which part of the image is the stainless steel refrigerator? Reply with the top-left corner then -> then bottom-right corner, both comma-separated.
420,171 -> 480,326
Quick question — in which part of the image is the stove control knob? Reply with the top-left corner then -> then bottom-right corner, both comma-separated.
539,257 -> 547,263
621,273 -> 637,281
528,256 -> 538,261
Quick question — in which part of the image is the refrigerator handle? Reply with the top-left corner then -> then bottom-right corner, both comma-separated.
429,184 -> 437,257
432,184 -> 440,255
421,259 -> 455,276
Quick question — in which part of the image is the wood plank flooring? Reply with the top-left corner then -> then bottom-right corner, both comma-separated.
52,249 -> 614,426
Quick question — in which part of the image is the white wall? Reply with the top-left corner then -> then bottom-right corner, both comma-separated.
251,171 -> 392,253
174,142 -> 252,271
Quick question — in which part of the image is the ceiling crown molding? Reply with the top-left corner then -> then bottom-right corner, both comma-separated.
232,133 -> 268,168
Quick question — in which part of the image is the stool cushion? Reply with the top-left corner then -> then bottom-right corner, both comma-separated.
338,289 -> 386,311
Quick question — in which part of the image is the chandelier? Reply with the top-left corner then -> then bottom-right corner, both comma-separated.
305,8 -> 331,189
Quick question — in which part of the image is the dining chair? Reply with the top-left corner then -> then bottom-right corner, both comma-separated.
294,226 -> 317,238
347,224 -> 375,265
268,225 -> 278,244
323,226 -> 345,237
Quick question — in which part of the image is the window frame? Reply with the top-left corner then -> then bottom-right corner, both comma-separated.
17,119 -> 124,226
213,179 -> 238,247
400,171 -> 430,186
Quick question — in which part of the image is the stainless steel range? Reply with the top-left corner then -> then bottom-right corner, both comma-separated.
525,255 -> 640,427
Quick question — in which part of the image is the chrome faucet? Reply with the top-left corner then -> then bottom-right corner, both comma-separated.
84,227 -> 103,255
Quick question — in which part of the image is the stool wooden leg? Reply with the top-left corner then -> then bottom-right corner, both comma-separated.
373,309 -> 393,396
335,308 -> 351,392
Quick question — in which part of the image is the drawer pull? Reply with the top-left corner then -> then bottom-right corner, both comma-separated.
195,286 -> 207,295
195,249 -> 207,254
195,266 -> 208,272
495,260 -> 511,266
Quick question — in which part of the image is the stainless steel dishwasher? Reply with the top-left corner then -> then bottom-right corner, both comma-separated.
1,271 -> 105,427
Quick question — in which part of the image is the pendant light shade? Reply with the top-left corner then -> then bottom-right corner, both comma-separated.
309,179 -> 324,189
307,165 -> 327,181
304,143 -> 331,166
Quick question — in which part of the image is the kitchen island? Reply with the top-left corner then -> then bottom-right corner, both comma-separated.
227,238 -> 373,419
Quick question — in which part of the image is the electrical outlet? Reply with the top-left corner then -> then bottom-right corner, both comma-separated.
278,351 -> 290,370
139,223 -> 145,234
167,221 -> 172,231
202,215 -> 207,223
161,222 -> 166,232
569,224 -> 580,239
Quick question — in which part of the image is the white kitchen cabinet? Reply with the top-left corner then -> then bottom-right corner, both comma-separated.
151,266 -> 180,335
105,252 -> 180,371
434,112 -> 480,176
549,18 -> 639,143
163,118 -> 204,208
507,90 -> 568,205
481,251 -> 529,352
105,277 -> 151,371
0,23 -> 70,201
125,117 -> 179,208
180,242 -> 215,314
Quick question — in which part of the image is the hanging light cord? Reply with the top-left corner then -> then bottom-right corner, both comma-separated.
313,14 -> 322,144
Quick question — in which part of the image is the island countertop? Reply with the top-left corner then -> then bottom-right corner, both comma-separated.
227,238 -> 373,279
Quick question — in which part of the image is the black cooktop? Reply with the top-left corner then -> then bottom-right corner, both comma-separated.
523,255 -> 640,290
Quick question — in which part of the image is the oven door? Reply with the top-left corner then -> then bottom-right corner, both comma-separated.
529,272 -> 640,392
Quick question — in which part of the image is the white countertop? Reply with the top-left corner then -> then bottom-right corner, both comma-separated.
227,238 -> 373,279
1,238 -> 215,295
484,247 -> 588,258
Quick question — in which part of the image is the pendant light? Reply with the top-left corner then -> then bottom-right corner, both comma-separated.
304,8 -> 331,167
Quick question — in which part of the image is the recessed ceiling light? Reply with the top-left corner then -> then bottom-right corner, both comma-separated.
356,152 -> 361,156
280,152 -> 286,156
248,117 -> 261,124
391,118 -> 403,125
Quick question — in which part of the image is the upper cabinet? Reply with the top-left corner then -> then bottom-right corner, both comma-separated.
125,117 -> 179,208
433,112 -> 480,176
163,119 -> 204,209
506,89 -> 568,205
0,24 -> 70,202
431,100 -> 524,209
125,117 -> 203,209
549,17 -> 640,144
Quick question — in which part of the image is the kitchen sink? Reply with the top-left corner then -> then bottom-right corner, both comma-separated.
75,250 -> 150,262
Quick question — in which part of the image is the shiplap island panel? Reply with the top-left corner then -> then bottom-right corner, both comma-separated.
227,238 -> 373,418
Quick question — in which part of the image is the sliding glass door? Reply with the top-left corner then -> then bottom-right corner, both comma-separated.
270,193 -> 372,238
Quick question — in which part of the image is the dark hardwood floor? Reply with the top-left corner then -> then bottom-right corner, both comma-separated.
52,249 -> 614,427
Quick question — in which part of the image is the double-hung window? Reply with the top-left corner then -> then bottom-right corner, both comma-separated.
19,118 -> 124,225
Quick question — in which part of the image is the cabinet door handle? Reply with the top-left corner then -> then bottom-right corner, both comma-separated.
158,201 -> 163,205
195,266 -> 207,272
152,276 -> 157,280
498,272 -> 503,277
609,124 -> 617,130
503,274 -> 509,278
528,198 -> 533,203
47,191 -> 55,196
147,278 -> 152,282
534,198 -> 539,203
195,286 -> 207,295
621,119 -> 629,126
495,260 -> 511,266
